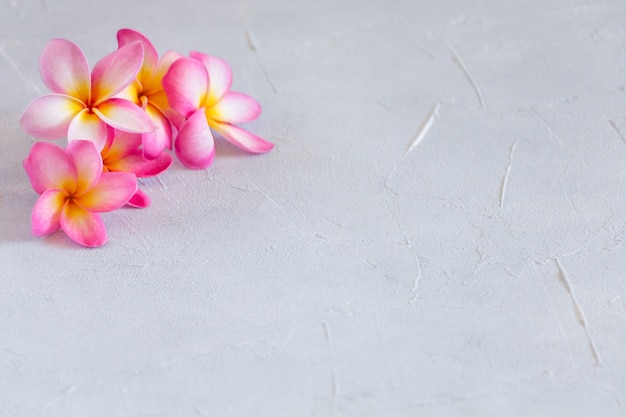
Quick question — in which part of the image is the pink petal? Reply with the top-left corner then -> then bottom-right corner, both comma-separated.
93,98 -> 155,134
162,57 -> 209,118
39,39 -> 91,103
126,188 -> 151,208
107,150 -> 173,177
206,92 -> 261,124
24,141 -> 77,194
67,108 -> 108,151
175,108 -> 215,169
103,130 -> 142,161
60,202 -> 107,247
211,122 -> 274,154
103,151 -> 146,174
32,189 -> 67,236
190,51 -> 232,106
165,107 -> 186,131
138,152 -> 173,177
142,103 -> 172,159
117,28 -> 158,76
19,94 -> 85,140
101,126 -> 116,155
66,140 -> 103,195
91,41 -> 144,105
77,172 -> 138,212
156,51 -> 183,78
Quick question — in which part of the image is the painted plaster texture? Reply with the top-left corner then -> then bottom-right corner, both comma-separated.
1,0 -> 626,416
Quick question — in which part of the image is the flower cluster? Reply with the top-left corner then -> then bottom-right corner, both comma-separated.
20,29 -> 273,247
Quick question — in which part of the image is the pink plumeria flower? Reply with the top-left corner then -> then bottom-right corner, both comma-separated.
163,51 -> 273,169
116,29 -> 182,159
23,140 -> 137,247
20,39 -> 155,151
101,128 -> 173,208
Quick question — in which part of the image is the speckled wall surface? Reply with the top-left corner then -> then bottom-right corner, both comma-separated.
1,0 -> 625,415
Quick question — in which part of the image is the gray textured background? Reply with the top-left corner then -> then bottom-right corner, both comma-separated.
1,0 -> 625,415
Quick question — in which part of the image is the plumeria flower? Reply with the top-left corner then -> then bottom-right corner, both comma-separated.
101,128 -> 173,208
23,140 -> 137,247
163,52 -> 273,169
116,29 -> 182,159
20,38 -> 155,151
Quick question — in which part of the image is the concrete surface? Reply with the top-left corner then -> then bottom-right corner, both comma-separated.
1,0 -> 625,416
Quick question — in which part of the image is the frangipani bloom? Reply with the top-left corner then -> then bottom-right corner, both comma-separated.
163,52 -> 273,169
23,141 -> 137,247
20,39 -> 155,151
101,129 -> 173,208
116,29 -> 182,159
19,29 -> 277,248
